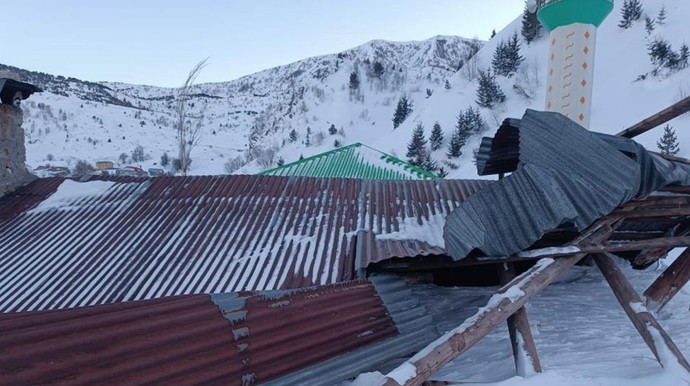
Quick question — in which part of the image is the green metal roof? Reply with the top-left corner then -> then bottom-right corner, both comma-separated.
258,143 -> 438,180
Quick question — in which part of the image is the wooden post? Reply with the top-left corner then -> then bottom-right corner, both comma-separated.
380,216 -> 622,386
498,263 -> 542,376
644,248 -> 690,313
593,253 -> 690,373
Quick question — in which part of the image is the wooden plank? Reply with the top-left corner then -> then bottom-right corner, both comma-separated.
644,248 -> 690,313
498,263 -> 542,376
381,219 -> 618,386
593,253 -> 690,373
523,236 -> 690,259
617,95 -> 690,138
611,207 -> 690,218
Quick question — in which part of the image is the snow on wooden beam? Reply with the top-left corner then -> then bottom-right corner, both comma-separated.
644,248 -> 690,313
592,253 -> 690,374
381,220 -> 619,386
521,236 -> 690,259
498,263 -> 542,376
617,95 -> 690,139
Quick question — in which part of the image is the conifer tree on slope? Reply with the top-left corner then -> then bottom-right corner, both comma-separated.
657,5 -> 667,25
430,122 -> 444,151
492,32 -> 524,77
619,0 -> 643,29
446,129 -> 463,159
521,3 -> 542,44
392,95 -> 413,129
657,124 -> 680,156
476,69 -> 506,108
406,123 -> 428,167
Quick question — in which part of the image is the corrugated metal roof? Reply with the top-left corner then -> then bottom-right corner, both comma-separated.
0,175 -> 489,312
0,280 -> 399,385
445,109 -> 690,260
259,143 -> 438,180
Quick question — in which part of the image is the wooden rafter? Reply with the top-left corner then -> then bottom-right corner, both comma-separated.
617,95 -> 690,139
644,248 -> 690,313
381,218 -> 619,386
593,253 -> 690,372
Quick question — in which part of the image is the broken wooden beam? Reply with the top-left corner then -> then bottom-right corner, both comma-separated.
498,263 -> 542,376
617,95 -> 690,139
592,253 -> 690,373
644,248 -> 690,313
381,219 -> 618,386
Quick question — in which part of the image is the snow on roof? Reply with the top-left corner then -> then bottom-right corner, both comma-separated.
0,175 -> 488,312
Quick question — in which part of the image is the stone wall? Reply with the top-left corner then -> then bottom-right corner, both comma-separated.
0,104 -> 34,196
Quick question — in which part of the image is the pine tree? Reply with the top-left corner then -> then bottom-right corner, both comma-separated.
328,123 -> 337,135
490,29 -> 497,39
464,106 -> 485,134
657,5 -> 667,25
492,33 -> 524,76
437,167 -> 448,178
392,95 -> 413,129
645,16 -> 655,35
305,127 -> 312,147
679,44 -> 690,69
406,123 -> 429,167
657,124 -> 680,155
299,154 -> 304,161
476,69 -> 506,108
289,128 -> 298,142
372,61 -> 385,78
160,152 -> 170,167
619,0 -> 643,29
446,130 -> 463,159
430,122 -> 444,150
277,156 -> 285,166
521,3 -> 542,44
648,37 -> 673,68
349,71 -> 360,90
444,79 -> 451,90
334,139 -> 341,148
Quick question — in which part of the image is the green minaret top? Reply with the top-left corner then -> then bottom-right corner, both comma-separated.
537,0 -> 613,31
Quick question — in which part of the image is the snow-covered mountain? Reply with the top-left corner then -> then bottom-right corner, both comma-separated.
6,0 -> 690,179
2,36 -> 481,175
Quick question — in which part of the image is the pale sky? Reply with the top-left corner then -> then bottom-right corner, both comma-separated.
4,1 -> 525,87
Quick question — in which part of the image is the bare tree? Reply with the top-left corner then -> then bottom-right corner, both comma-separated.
175,58 -> 209,175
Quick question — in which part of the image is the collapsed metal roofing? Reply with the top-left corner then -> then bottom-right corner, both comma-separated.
0,175 -> 488,312
0,275 -> 477,386
445,109 -> 690,259
259,142 -> 438,180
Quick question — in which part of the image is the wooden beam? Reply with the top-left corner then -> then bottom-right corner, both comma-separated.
644,248 -> 690,313
617,95 -> 690,138
593,253 -> 690,373
381,219 -> 618,386
523,236 -> 690,259
611,207 -> 690,218
498,263 -> 542,376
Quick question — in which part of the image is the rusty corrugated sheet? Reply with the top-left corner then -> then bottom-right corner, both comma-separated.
0,175 -> 489,312
0,280 -> 397,385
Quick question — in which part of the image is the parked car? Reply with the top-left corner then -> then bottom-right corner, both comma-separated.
148,168 -> 166,177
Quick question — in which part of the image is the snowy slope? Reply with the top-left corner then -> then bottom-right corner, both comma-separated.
2,36 -> 480,175
7,0 -> 690,180
377,0 -> 690,179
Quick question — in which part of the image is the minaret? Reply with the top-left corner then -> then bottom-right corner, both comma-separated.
537,0 -> 613,129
